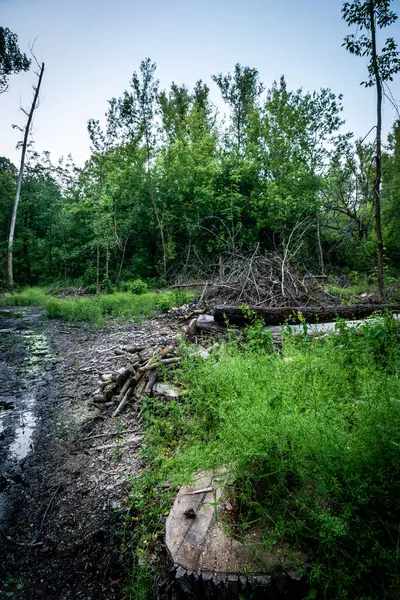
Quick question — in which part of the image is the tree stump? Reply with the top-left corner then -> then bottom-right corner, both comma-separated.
165,471 -> 308,599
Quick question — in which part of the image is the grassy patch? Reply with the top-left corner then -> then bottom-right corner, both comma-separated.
0,287 -> 194,323
128,316 -> 400,599
323,283 -> 373,304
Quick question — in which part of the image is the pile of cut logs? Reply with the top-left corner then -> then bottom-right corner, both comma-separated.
93,343 -> 182,417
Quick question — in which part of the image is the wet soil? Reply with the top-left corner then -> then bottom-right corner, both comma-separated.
0,308 -> 177,600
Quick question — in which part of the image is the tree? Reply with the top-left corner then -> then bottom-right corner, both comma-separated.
7,61 -> 45,286
245,77 -> 349,271
212,64 -> 264,153
0,27 -> 30,93
383,120 -> 400,265
342,0 -> 400,299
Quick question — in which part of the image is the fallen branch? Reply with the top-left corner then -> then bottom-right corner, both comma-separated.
95,436 -> 142,451
83,429 -> 137,441
145,370 -> 157,394
112,382 -> 135,417
214,304 -> 400,327
139,357 -> 182,373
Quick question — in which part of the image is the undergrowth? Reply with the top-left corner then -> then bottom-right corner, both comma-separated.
126,314 -> 400,599
0,287 -> 193,323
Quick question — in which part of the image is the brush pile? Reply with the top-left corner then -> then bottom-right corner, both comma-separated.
174,250 -> 328,308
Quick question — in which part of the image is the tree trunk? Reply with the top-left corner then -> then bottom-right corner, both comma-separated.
62,227 -> 67,283
96,241 -> 100,293
149,182 -> 167,280
146,139 -> 167,280
7,62 -> 45,287
316,211 -> 325,276
105,239 -> 109,280
214,304 -> 400,327
370,4 -> 384,300
48,221 -> 52,276
116,234 -> 129,284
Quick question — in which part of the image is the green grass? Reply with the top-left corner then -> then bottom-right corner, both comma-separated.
0,287 -> 194,323
128,316 -> 400,599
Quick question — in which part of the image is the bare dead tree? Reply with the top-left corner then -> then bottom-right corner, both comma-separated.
7,60 -> 45,286
279,216 -> 313,298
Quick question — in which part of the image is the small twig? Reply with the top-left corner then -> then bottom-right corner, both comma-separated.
39,483 -> 62,531
83,429 -> 137,441
96,345 -> 118,354
94,436 -> 142,451
112,385 -> 135,417
3,533 -> 43,548
197,281 -> 208,308
184,487 -> 214,495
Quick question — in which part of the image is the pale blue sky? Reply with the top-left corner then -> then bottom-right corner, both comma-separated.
1,0 -> 400,166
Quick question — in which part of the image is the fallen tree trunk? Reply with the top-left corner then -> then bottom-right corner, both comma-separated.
214,304 -> 400,327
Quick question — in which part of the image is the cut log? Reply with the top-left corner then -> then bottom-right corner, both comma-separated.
170,282 -> 205,288
145,370 -> 158,394
214,304 -> 400,327
115,374 -> 136,404
153,382 -> 180,399
195,315 -> 228,335
121,345 -> 145,354
112,385 -> 135,417
103,382 -> 116,401
165,470 -> 308,598
114,349 -> 139,363
139,357 -> 182,373
134,377 -> 147,399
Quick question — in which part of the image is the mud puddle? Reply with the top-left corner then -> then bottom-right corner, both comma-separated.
0,307 -> 177,599
0,317 -> 51,467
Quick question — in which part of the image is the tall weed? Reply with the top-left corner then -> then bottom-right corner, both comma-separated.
140,315 -> 400,597
0,287 -> 194,323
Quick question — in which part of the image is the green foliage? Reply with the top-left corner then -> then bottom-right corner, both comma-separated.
122,443 -> 176,599
120,279 -> 148,295
241,306 -> 275,353
342,0 -> 400,87
1,53 -> 400,288
0,26 -> 30,93
1,58 -> 380,288
0,287 -> 193,323
133,317 -> 400,598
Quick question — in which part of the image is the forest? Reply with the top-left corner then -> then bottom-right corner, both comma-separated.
1,2 -> 400,600
1,36 -> 400,293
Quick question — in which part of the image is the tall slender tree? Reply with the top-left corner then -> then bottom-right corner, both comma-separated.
8,61 -> 44,286
342,0 -> 400,299
212,64 -> 264,153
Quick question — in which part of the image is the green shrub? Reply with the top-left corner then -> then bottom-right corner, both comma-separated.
120,279 -> 148,295
0,287 -> 194,323
138,316 -> 400,598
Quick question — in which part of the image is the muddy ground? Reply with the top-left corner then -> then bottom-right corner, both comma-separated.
0,308 -> 177,600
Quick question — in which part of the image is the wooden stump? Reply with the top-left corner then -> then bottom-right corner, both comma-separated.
165,471 -> 308,599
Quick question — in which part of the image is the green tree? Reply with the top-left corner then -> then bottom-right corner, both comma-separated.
383,120 -> 400,265
0,26 -> 30,93
212,64 -> 264,153
342,0 -> 400,298
157,80 -> 218,273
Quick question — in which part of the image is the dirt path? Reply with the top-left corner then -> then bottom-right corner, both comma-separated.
0,308 -> 177,600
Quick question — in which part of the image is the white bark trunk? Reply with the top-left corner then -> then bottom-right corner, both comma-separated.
8,62 -> 45,287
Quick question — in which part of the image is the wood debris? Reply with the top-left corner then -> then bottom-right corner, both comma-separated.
94,340 -> 185,416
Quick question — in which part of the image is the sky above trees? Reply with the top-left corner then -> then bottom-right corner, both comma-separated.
1,0 -> 400,166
